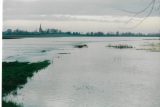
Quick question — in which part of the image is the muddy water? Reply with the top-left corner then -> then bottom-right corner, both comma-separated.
3,37 -> 160,107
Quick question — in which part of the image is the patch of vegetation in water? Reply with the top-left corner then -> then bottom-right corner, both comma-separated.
41,50 -> 47,53
74,44 -> 88,48
58,53 -> 71,54
2,60 -> 50,96
107,44 -> 133,49
137,43 -> 160,52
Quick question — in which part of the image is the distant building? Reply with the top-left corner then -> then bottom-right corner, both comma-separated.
48,29 -> 59,33
39,24 -> 43,33
116,31 -> 119,36
95,32 -> 104,36
14,29 -> 20,33
6,29 -> 12,33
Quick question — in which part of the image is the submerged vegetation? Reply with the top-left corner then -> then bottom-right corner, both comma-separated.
2,60 -> 50,107
74,44 -> 88,48
58,53 -> 71,54
107,44 -> 133,49
137,43 -> 160,52
41,50 -> 47,53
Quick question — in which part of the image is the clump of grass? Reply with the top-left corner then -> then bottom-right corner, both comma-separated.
74,44 -> 88,48
58,53 -> 71,54
2,60 -> 50,96
107,44 -> 133,49
41,50 -> 47,53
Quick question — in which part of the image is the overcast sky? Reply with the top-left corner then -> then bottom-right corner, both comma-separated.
3,0 -> 160,33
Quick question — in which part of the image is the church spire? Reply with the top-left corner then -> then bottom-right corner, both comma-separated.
39,24 -> 43,33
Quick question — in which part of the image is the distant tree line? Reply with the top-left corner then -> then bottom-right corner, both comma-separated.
2,28 -> 160,37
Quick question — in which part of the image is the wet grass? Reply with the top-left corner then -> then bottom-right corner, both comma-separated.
107,44 -> 133,49
2,60 -> 50,96
2,60 -> 50,107
2,100 -> 22,107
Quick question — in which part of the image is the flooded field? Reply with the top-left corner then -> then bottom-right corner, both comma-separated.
3,37 -> 160,107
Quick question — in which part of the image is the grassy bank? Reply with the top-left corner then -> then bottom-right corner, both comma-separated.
2,101 -> 22,107
2,60 -> 50,107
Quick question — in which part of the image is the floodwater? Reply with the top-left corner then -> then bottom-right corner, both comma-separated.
3,37 -> 160,107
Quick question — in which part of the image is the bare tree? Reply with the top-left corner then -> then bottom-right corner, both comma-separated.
122,0 -> 160,28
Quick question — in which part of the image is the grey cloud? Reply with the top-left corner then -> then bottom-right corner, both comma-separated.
6,14 -> 132,23
4,0 -> 159,21
3,0 -> 160,33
